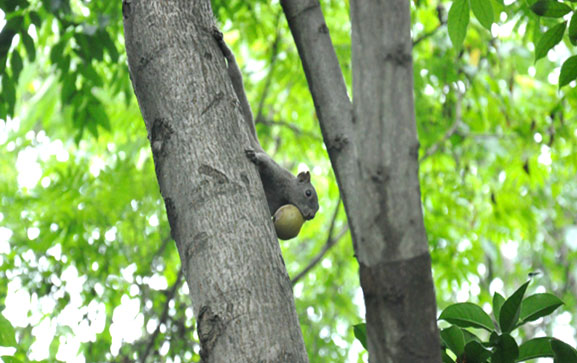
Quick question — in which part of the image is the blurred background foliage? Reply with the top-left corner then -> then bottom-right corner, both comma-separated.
1,0 -> 576,362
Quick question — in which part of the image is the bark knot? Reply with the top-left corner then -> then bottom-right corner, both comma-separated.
384,44 -> 412,66
197,305 -> 224,360
187,232 -> 209,258
327,134 -> 349,153
201,91 -> 224,116
198,165 -> 229,184
150,118 -> 173,158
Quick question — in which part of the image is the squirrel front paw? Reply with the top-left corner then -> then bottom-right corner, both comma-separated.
211,26 -> 223,42
245,148 -> 267,165
245,148 -> 256,161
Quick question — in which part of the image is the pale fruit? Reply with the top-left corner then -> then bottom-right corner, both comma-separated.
273,204 -> 305,240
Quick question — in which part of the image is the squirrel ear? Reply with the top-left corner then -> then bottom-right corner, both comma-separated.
297,171 -> 310,183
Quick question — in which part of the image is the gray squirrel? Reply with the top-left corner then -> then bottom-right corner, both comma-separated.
213,29 -> 319,220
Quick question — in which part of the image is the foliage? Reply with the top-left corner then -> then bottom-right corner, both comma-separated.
0,313 -> 17,348
0,0 -> 127,140
438,280 -> 576,362
1,0 -> 577,362
447,0 -> 577,88
353,280 -> 575,362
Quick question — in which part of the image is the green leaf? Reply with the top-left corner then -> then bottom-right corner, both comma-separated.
462,329 -> 482,344
0,102 -> 7,120
49,336 -> 60,359
440,326 -> 466,357
569,11 -> 577,45
75,33 -> 103,62
470,0 -> 494,30
448,0 -> 470,51
353,323 -> 367,349
79,63 -> 104,87
519,293 -> 564,324
88,102 -> 111,131
551,338 -> 577,362
531,0 -> 572,18
0,17 -> 23,64
518,337 -> 554,361
0,313 -> 17,347
441,350 -> 456,363
464,340 -> 492,363
493,292 -> 505,328
0,357 -> 23,363
19,30 -> 35,62
535,21 -> 567,62
0,29 -> 16,60
489,331 -> 500,346
61,71 -> 77,103
439,302 -> 494,331
10,50 -> 23,81
50,40 -> 67,65
98,30 -> 119,63
2,73 -> 16,116
500,281 -> 530,333
492,334 -> 519,363
0,56 -> 7,77
559,55 -> 577,88
28,11 -> 42,28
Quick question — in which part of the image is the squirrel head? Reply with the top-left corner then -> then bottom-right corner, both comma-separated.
294,171 -> 319,220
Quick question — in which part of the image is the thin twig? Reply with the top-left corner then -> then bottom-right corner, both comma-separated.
419,86 -> 463,162
291,199 -> 347,285
412,24 -> 443,47
291,226 -> 348,285
141,266 -> 185,363
468,133 -> 513,139
255,12 -> 282,124
148,235 -> 172,267
413,4 -> 446,47
259,118 -> 321,140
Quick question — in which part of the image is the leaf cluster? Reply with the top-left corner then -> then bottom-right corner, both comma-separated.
438,280 -> 575,362
447,0 -> 577,88
0,0 -> 130,140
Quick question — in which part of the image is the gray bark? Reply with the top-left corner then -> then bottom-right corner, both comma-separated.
280,0 -> 441,362
122,1 -> 308,362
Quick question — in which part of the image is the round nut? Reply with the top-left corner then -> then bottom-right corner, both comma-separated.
273,204 -> 305,240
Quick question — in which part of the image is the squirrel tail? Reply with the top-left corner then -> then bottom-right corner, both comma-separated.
213,28 -> 261,150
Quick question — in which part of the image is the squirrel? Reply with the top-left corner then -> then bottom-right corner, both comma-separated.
213,29 -> 319,221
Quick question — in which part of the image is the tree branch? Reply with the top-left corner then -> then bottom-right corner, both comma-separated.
258,117 -> 321,140
280,0 -> 360,240
412,24 -> 443,47
279,0 -> 354,150
291,199 -> 346,285
413,4 -> 446,47
291,226 -> 348,285
255,12 -> 283,124
141,266 -> 184,363
420,86 -> 463,162
148,234 -> 172,268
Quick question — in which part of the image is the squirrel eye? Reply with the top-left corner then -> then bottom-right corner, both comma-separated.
305,190 -> 312,197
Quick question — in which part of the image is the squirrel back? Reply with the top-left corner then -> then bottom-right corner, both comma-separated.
213,30 -> 319,220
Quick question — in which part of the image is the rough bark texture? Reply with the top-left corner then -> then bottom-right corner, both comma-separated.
281,0 -> 441,362
123,1 -> 308,362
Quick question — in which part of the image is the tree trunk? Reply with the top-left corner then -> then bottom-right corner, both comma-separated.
280,0 -> 441,361
122,1 -> 308,361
